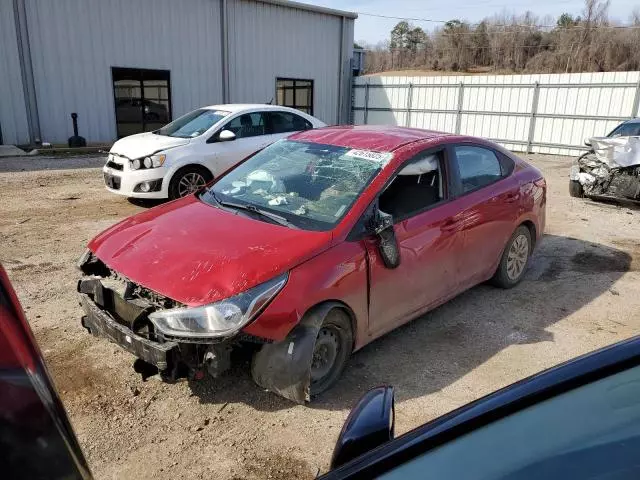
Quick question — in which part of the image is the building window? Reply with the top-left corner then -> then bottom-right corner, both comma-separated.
276,78 -> 313,115
112,67 -> 171,138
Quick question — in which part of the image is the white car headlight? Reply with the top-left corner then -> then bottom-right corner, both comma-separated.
149,273 -> 288,338
145,154 -> 166,168
131,154 -> 166,170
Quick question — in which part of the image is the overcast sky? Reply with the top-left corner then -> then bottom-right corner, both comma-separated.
305,0 -> 640,44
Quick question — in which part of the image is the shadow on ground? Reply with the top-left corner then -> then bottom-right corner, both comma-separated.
127,197 -> 166,208
188,234 -> 633,412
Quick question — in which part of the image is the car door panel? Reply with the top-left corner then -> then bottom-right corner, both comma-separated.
365,200 -> 467,338
459,180 -> 521,287
450,145 -> 522,288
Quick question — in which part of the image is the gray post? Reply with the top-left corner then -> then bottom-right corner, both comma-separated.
13,0 -> 41,144
526,82 -> 541,153
363,83 -> 370,125
406,83 -> 413,127
220,0 -> 230,103
631,77 -> 640,118
455,82 -> 464,134
336,16 -> 345,124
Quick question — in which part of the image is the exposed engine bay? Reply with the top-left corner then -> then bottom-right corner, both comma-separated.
571,136 -> 640,201
77,253 -> 265,382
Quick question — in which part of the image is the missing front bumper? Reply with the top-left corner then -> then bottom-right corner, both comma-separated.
79,293 -> 177,370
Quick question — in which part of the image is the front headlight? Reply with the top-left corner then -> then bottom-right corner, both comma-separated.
144,154 -> 166,168
131,154 -> 166,170
149,273 -> 288,338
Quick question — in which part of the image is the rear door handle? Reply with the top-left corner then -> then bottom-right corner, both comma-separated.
442,218 -> 463,232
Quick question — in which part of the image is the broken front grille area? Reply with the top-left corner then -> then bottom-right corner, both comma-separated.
78,255 -> 183,339
78,253 -> 272,346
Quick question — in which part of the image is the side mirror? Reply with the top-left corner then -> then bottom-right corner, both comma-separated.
330,386 -> 395,469
584,137 -> 592,147
369,210 -> 400,269
218,129 -> 236,142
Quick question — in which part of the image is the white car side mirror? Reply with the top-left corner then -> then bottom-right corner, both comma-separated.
584,137 -> 592,147
218,130 -> 236,142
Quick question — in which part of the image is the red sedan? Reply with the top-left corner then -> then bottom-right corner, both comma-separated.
77,126 -> 546,403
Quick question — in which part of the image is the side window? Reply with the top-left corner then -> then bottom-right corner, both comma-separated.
223,112 -> 266,139
379,150 -> 445,221
454,145 -> 502,193
267,112 -> 311,134
609,123 -> 640,137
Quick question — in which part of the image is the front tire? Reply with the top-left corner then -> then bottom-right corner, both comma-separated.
309,309 -> 353,397
569,180 -> 584,198
491,226 -> 532,289
168,165 -> 213,200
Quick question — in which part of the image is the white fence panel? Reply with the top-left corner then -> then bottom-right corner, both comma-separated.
353,71 -> 640,156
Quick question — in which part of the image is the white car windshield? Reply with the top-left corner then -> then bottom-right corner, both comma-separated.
155,108 -> 230,138
201,140 -> 388,231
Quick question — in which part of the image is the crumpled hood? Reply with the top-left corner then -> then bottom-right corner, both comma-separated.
590,136 -> 640,168
88,197 -> 333,306
110,132 -> 190,159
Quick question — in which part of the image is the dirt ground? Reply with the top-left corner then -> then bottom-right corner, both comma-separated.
1,152 -> 639,479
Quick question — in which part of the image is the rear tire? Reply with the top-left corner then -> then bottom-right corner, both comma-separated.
168,165 -> 213,200
309,309 -> 353,397
569,180 -> 584,198
490,226 -> 532,289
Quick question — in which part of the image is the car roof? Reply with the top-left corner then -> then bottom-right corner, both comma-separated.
290,125 -> 452,152
201,104 -> 302,114
621,117 -> 640,125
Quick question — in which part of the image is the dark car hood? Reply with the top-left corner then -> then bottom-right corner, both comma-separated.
88,197 -> 333,306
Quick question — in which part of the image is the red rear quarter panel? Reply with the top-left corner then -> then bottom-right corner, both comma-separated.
514,158 -> 546,247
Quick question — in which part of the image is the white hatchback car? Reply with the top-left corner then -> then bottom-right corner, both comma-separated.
103,104 -> 325,199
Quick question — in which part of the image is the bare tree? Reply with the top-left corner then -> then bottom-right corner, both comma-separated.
361,0 -> 639,75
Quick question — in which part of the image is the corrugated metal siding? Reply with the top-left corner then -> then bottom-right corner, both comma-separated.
0,0 -> 30,145
228,0 -> 350,125
354,71 -> 640,156
23,0 -> 224,144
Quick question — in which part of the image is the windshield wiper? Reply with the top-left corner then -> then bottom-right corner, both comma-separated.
209,192 -> 297,229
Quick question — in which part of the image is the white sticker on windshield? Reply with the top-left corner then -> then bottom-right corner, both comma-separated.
344,149 -> 392,164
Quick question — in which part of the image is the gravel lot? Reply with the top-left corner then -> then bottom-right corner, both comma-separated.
1,152 -> 639,479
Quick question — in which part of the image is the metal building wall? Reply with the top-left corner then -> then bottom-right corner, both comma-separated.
0,0 -> 30,145
227,0 -> 354,125
22,0 -> 224,144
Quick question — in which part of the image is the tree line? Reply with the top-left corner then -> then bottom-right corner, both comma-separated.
359,0 -> 640,75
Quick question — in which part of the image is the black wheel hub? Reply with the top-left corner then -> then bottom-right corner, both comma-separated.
311,327 -> 339,383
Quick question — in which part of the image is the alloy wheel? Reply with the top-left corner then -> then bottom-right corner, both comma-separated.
177,172 -> 207,197
506,233 -> 529,280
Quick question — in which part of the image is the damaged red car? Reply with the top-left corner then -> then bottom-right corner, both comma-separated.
77,125 -> 546,404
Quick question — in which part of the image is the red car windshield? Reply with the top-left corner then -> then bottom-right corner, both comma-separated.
202,140 -> 388,230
